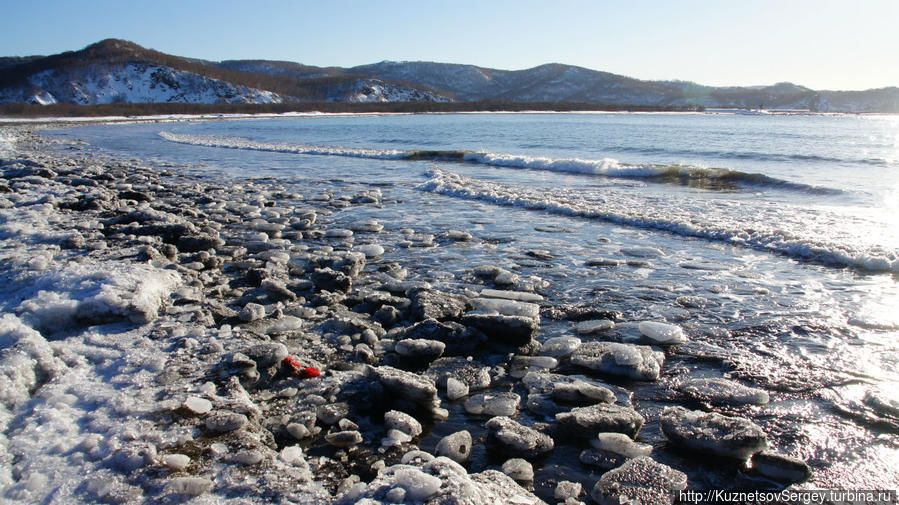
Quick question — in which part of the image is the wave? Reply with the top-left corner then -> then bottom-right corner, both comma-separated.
417,167 -> 898,273
159,132 -> 841,194
612,144 -> 892,167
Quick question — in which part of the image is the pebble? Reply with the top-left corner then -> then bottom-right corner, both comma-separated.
435,430 -> 472,463
384,410 -> 423,437
446,377 -> 469,400
501,458 -> 534,481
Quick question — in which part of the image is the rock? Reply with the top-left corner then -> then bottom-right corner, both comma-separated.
501,458 -> 534,481
246,342 -> 288,369
678,378 -> 770,406
555,404 -> 645,438
325,430 -> 363,448
446,377 -> 469,400
585,257 -> 620,267
486,416 -> 554,456
384,410 -> 423,437
590,457 -> 687,505
555,481 -> 582,501
261,278 -> 297,302
579,432 -> 653,470
240,303 -> 266,322
367,366 -> 441,417
660,407 -> 768,460
435,430 -> 473,463
286,423 -> 311,439
410,289 -> 469,321
570,342 -> 665,381
464,392 -> 520,417
205,411 -> 248,433
177,234 -> 224,253
373,305 -> 402,327
426,357 -> 492,391
311,268 -> 351,292
637,321 -> 687,344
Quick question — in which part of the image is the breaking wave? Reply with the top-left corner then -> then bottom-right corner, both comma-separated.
417,167 -> 898,273
159,132 -> 841,194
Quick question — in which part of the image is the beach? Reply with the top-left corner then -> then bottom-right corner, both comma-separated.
2,116 -> 898,504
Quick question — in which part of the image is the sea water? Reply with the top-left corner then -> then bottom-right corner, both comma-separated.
47,112 -> 899,493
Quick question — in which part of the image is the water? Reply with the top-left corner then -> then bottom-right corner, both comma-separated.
47,113 -> 899,494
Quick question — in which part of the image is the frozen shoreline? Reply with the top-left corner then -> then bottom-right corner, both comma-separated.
0,126 -> 823,504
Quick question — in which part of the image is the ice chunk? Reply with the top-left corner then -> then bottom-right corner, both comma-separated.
538,336 -> 582,358
326,430 -> 363,448
167,477 -> 213,496
469,297 -> 540,319
435,430 -> 472,463
637,321 -> 686,344
575,319 -> 615,335
678,378 -> 769,406
660,407 -> 767,460
750,450 -> 812,484
205,411 -> 248,433
522,371 -> 615,405
395,338 -> 446,362
394,467 -> 442,501
501,458 -> 534,481
356,244 -> 385,258
279,445 -> 305,465
384,410 -> 423,437
555,403 -> 645,438
162,453 -> 190,470
486,416 -> 554,456
580,432 -> 653,470
240,302 -> 265,322
446,377 -> 469,400
590,457 -> 687,505
480,288 -> 543,302
570,342 -> 664,381
464,392 -> 520,416
555,481 -> 582,501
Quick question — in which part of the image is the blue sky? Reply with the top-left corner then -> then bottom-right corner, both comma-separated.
2,0 -> 896,90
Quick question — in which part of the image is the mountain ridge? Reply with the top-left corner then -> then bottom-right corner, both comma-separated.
1,39 -> 897,112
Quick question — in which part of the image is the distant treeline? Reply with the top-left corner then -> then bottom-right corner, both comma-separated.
0,101 -> 703,118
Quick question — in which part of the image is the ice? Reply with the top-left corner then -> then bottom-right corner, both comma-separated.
384,409 -> 423,437
167,476 -> 214,496
501,458 -> 534,481
555,481 -> 582,501
570,342 -> 665,381
393,467 -> 443,501
464,392 -> 521,416
486,415 -> 554,456
395,338 -> 446,362
749,450 -> 812,484
555,403 -> 645,438
469,297 -> 540,319
593,432 -> 653,458
660,407 -> 768,460
355,244 -> 385,258
637,321 -> 687,344
279,445 -> 305,465
162,453 -> 191,470
538,336 -> 582,358
678,378 -> 770,406
575,319 -> 615,335
435,430 -> 473,463
480,288 -> 544,302
522,371 -> 615,405
205,411 -> 248,432
446,377 -> 470,400
590,457 -> 687,505
325,430 -> 363,448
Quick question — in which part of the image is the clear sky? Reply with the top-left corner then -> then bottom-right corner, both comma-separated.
2,0 -> 896,91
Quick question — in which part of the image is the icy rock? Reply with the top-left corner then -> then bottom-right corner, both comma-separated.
426,357 -> 492,391
619,246 -> 665,258
367,366 -> 441,416
402,450 -> 435,464
286,422 -> 311,439
385,410 -> 423,437
464,392 -> 521,417
480,288 -> 543,302
279,445 -> 305,465
555,403 -> 645,438
579,432 -> 652,470
311,268 -> 351,292
394,467 -> 443,501
446,377 -> 470,400
316,403 -> 350,425
231,449 -> 264,465
486,416 -> 554,456
522,372 -> 616,405
162,453 -> 191,470
461,313 -> 539,346
356,244 -> 385,258
240,302 -> 266,322
495,271 -> 519,286
555,481 -> 582,501
590,457 -> 687,505
410,290 -> 469,321
570,342 -> 665,381
538,336 -> 582,358
183,396 -> 212,414
177,234 -> 225,253
435,430 -> 473,463
502,458 -> 534,481
575,319 -> 615,335
469,297 -> 540,319
445,229 -> 473,241
246,342 -> 288,369
678,378 -> 770,406
585,257 -> 620,267
660,407 -> 768,460
637,321 -> 687,345
325,228 -> 354,238
205,411 -> 248,433
395,338 -> 446,362
395,319 -> 484,356
750,450 -> 812,484
167,477 -> 213,496
261,278 -> 297,302
326,430 -> 363,448
383,428 -> 413,447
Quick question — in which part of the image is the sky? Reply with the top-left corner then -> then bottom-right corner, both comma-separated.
1,0 -> 896,91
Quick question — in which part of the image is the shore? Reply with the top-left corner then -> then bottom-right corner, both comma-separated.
1,126 -> 814,504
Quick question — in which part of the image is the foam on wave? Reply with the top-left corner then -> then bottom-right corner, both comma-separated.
417,167 -> 898,273
159,132 -> 840,193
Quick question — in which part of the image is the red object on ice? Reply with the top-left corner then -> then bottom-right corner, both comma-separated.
282,356 -> 320,378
